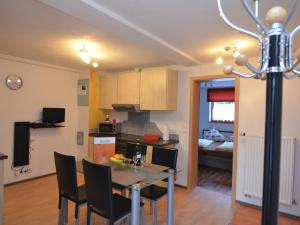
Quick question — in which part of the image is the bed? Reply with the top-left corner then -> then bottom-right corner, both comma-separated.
198,129 -> 234,171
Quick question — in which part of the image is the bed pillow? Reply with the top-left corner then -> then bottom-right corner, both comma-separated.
204,128 -> 225,142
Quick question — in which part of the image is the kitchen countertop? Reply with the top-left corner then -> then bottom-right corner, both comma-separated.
89,133 -> 179,147
0,153 -> 8,160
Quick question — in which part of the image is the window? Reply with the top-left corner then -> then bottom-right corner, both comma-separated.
209,102 -> 235,123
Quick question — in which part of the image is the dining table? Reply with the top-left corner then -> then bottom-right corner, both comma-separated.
63,159 -> 175,225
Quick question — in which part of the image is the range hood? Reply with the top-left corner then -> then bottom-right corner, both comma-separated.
112,104 -> 146,112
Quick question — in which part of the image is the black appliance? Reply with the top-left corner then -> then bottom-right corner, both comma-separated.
13,122 -> 30,167
99,122 -> 121,134
42,107 -> 65,124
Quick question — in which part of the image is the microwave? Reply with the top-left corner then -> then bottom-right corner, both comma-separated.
99,122 -> 121,134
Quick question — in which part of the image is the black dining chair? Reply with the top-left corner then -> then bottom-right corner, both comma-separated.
82,159 -> 144,225
54,151 -> 86,225
140,147 -> 178,225
125,142 -> 147,159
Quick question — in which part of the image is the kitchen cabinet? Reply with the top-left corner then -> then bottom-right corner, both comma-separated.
99,75 -> 117,109
117,72 -> 140,104
140,68 -> 178,110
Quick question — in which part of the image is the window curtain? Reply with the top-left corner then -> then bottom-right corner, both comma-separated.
207,88 -> 235,102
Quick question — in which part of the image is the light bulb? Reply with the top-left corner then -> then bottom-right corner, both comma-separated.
266,6 -> 287,26
233,50 -> 240,58
223,65 -> 234,75
92,61 -> 99,68
80,48 -> 90,64
235,54 -> 248,66
216,56 -> 223,65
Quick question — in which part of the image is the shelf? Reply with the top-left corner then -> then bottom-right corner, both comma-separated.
30,123 -> 64,129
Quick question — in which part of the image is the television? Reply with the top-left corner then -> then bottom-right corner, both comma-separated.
42,108 -> 65,124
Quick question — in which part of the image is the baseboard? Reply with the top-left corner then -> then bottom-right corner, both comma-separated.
237,201 -> 300,219
4,173 -> 56,187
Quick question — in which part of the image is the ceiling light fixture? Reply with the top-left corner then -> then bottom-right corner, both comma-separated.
215,50 -> 224,65
92,61 -> 99,68
216,56 -> 223,65
233,49 -> 240,58
80,46 -> 90,64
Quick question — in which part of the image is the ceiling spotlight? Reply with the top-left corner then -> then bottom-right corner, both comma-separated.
233,50 -> 240,58
216,56 -> 223,65
92,61 -> 99,68
80,46 -> 90,64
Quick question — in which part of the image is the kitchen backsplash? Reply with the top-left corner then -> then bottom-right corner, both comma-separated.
121,112 -> 162,136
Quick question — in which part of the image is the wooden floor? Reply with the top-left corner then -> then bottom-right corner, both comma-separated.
231,204 -> 300,225
3,174 -> 300,225
198,166 -> 232,196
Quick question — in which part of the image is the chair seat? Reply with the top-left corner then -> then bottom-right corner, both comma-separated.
140,184 -> 167,201
62,184 -> 86,204
92,193 -> 144,222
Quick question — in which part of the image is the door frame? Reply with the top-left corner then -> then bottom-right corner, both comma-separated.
187,74 -> 240,202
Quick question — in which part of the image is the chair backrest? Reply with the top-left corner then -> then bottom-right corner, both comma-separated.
152,147 -> 178,170
82,159 -> 113,220
125,142 -> 147,158
54,151 -> 78,199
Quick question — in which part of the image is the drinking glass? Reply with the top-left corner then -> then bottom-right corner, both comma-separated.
132,155 -> 138,167
141,154 -> 146,167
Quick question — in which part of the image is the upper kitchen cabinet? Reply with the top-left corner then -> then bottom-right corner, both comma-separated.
99,75 -> 117,109
117,72 -> 140,104
140,69 -> 178,110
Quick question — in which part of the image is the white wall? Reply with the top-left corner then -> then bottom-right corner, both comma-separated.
0,56 -> 82,184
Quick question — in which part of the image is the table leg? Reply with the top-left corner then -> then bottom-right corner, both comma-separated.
167,169 -> 175,225
131,184 -> 141,225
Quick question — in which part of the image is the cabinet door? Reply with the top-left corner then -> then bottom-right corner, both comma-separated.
99,75 -> 117,109
140,70 -> 154,110
117,72 -> 140,104
140,69 -> 177,110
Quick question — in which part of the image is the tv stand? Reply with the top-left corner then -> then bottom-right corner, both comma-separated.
30,122 -> 64,129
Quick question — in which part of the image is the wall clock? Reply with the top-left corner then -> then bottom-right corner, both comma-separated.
5,74 -> 23,90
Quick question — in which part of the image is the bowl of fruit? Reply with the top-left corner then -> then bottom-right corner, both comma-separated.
110,154 -> 125,164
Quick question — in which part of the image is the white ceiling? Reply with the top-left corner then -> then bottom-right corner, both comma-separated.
0,0 -> 299,71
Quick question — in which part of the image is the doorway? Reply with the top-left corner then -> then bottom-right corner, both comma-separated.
188,75 -> 240,201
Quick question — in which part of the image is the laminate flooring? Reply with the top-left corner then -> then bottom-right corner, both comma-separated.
3,174 -> 300,225
198,166 -> 232,196
4,174 -> 231,225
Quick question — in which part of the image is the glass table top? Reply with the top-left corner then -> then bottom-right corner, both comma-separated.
76,159 -> 172,189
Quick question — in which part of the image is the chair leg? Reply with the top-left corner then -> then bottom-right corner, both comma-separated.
57,197 -> 64,225
87,207 -> 92,225
153,201 -> 158,225
64,198 -> 68,224
149,201 -> 153,215
58,197 -> 68,225
140,205 -> 145,225
75,204 -> 80,225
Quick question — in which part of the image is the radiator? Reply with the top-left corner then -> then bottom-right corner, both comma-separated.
243,136 -> 295,205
